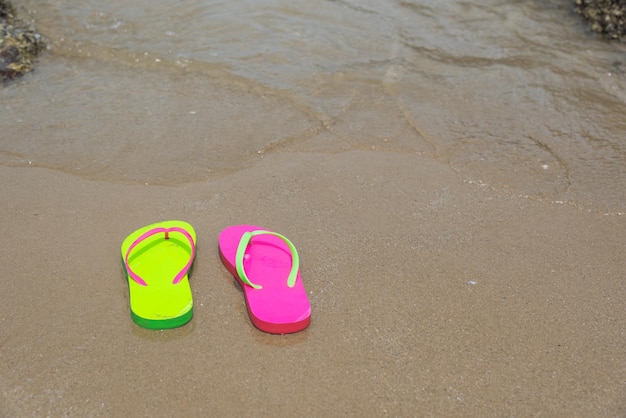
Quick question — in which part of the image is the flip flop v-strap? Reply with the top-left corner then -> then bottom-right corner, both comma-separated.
124,226 -> 196,286
235,229 -> 300,290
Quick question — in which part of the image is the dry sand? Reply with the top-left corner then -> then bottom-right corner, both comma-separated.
1,148 -> 624,416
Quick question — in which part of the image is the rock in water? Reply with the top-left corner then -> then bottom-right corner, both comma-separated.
575,0 -> 626,41
1,0 -> 45,81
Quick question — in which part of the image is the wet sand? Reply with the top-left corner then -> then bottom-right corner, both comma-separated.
1,146 -> 624,416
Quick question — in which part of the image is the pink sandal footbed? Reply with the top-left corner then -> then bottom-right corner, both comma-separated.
219,225 -> 311,334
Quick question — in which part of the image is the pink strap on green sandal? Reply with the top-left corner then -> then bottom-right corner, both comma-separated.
121,220 -> 196,329
219,224 -> 311,334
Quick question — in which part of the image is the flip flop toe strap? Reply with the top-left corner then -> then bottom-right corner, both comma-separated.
125,227 -> 196,286
235,230 -> 300,290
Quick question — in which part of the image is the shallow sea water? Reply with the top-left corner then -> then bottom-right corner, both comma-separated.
2,0 -> 626,212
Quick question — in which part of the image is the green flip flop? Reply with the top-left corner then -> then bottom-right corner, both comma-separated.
121,220 -> 196,329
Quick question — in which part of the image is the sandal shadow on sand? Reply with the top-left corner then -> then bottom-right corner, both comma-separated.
121,220 -> 196,329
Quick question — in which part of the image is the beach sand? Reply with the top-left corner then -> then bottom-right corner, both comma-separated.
1,145 -> 624,416
2,1 -> 626,409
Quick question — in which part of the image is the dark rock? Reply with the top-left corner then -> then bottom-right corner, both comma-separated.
1,0 -> 45,81
575,0 -> 626,41
0,0 -> 15,20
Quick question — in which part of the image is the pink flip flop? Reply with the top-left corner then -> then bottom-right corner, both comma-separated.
219,225 -> 311,334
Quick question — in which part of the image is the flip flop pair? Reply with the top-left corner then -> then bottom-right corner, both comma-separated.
121,221 -> 311,334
